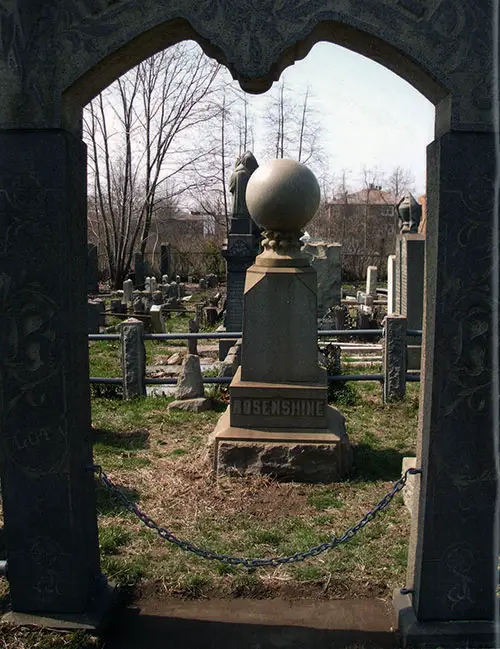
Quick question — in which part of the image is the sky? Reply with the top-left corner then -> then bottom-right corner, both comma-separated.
231,41 -> 435,196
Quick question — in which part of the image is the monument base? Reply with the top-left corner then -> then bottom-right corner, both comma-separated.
2,581 -> 116,632
393,590 -> 496,648
209,406 -> 353,483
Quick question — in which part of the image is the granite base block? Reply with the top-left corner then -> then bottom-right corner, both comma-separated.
209,407 -> 353,483
393,590 -> 496,648
168,397 -> 213,413
2,581 -> 116,632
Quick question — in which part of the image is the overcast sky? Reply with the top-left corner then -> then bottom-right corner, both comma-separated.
231,41 -> 435,196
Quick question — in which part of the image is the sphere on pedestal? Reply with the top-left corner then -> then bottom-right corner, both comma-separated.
245,159 -> 320,232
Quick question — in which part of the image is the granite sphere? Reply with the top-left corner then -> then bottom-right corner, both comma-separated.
245,159 -> 320,231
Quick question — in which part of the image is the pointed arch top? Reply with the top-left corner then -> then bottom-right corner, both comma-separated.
0,0 -> 493,134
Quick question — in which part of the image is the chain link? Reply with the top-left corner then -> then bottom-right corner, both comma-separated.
88,464 -> 421,568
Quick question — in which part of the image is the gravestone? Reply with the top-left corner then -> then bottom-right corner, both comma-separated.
395,234 -> 425,370
302,241 -> 342,317
168,354 -> 212,413
387,255 -> 396,314
160,244 -> 171,277
210,159 -> 352,482
122,279 -> 133,304
149,305 -> 165,333
88,298 -> 105,333
220,151 -> 261,360
366,266 -> 378,297
134,253 -> 145,290
87,244 -> 99,294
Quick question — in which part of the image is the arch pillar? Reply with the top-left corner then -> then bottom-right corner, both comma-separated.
394,130 -> 497,647
0,129 -> 110,625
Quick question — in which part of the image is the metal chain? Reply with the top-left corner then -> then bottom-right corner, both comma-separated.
88,464 -> 421,568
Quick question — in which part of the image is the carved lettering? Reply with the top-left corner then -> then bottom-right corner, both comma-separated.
232,398 -> 326,417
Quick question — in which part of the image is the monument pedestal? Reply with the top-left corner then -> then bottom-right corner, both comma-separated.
210,402 -> 352,483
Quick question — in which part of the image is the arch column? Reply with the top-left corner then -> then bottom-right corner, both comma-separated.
394,130 -> 497,647
0,129 -> 108,624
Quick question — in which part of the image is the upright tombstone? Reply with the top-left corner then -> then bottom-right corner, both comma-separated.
220,152 -> 261,360
87,243 -> 99,294
160,244 -> 171,277
134,253 -> 145,290
122,279 -> 133,304
387,254 -> 396,314
302,241 -> 342,317
366,266 -> 378,297
395,194 -> 425,370
210,159 -> 352,482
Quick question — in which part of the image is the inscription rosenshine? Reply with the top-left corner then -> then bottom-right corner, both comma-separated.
232,398 -> 325,417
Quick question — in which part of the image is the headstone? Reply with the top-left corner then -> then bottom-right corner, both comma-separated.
120,318 -> 146,399
152,291 -> 163,305
144,277 -> 152,293
150,277 -> 157,292
387,254 -> 396,314
175,354 -> 204,399
87,244 -> 99,294
383,315 -> 407,401
221,152 -> 261,360
395,234 -> 425,369
160,244 -> 170,277
302,242 -> 342,317
162,274 -> 169,286
134,253 -> 145,290
88,298 -> 105,333
366,266 -> 378,297
178,283 -> 186,298
168,282 -> 178,299
188,319 -> 199,355
175,275 -> 181,284
123,279 -> 134,304
199,278 -> 207,290
204,306 -> 218,326
110,299 -> 126,314
150,305 -> 165,333
210,159 -> 352,482
133,297 -> 145,314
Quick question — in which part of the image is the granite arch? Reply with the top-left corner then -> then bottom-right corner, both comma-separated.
0,2 -> 496,646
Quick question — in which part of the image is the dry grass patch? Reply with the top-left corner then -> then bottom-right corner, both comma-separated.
89,382 -> 419,601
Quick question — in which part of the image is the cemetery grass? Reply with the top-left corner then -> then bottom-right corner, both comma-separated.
89,378 -> 418,602
0,379 -> 418,648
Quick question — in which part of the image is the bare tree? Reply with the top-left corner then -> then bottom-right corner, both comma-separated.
263,82 -> 325,170
84,42 -> 222,288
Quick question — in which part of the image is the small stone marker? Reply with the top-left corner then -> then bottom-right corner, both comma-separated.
366,266 -> 378,296
188,319 -> 199,355
123,279 -> 134,304
150,304 -> 165,333
168,354 -> 212,412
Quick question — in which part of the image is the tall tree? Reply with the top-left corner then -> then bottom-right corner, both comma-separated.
84,42 -> 222,288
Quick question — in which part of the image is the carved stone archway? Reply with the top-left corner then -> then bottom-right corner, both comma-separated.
0,2 -> 496,646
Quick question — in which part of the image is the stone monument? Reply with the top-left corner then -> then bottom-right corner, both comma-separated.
302,241 -> 342,317
220,152 -> 261,360
210,159 -> 352,482
395,194 -> 424,370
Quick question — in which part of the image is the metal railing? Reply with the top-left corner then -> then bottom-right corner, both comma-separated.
89,324 -> 422,399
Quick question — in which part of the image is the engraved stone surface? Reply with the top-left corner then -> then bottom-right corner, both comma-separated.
383,314 -> 407,402
0,130 -> 101,614
0,1 -> 494,132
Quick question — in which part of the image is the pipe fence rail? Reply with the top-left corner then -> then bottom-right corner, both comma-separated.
89,318 -> 421,401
